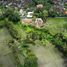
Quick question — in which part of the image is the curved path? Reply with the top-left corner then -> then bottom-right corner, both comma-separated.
30,44 -> 67,67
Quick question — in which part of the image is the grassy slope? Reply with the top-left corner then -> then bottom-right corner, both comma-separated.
0,27 -> 16,67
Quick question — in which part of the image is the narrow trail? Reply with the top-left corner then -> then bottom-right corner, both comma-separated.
30,44 -> 67,67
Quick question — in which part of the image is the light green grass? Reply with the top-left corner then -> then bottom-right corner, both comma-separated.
44,18 -> 67,35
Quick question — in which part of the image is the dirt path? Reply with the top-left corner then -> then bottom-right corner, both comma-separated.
0,28 -> 16,67
30,44 -> 67,67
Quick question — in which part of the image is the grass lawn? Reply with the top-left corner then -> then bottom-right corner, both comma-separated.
44,18 -> 67,35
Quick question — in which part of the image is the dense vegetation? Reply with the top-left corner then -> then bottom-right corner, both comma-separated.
29,0 -> 67,17
0,7 -> 38,67
21,24 -> 67,56
0,1 -> 67,67
0,7 -> 20,23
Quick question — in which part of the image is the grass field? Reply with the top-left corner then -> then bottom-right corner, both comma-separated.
44,18 -> 67,35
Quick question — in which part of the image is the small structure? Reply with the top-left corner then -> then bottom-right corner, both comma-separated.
27,12 -> 34,18
34,18 -> 44,28
36,4 -> 43,9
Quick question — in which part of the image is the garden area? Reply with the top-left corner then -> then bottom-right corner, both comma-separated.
0,0 -> 67,67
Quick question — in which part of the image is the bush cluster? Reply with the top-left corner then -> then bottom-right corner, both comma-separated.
5,21 -> 21,41
24,51 -> 38,67
52,33 -> 67,56
21,24 -> 67,56
34,8 -> 48,21
0,7 -> 20,23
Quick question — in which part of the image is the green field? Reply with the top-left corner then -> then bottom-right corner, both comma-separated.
44,18 -> 67,35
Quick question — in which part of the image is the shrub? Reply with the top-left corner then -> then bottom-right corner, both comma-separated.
24,52 -> 38,67
0,14 -> 5,20
3,8 -> 14,17
34,8 -> 48,21
6,21 -> 21,41
0,7 -> 20,23
0,20 -> 5,28
8,12 -> 20,23
43,10 -> 48,17
52,33 -> 67,56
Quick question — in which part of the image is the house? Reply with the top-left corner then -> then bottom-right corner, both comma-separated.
27,12 -> 34,18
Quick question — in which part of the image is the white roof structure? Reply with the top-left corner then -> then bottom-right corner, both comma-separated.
27,12 -> 34,18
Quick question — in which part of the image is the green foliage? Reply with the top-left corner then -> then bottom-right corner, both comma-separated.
5,21 -> 21,41
64,23 -> 67,30
0,14 -> 5,20
5,8 -> 20,23
48,10 -> 60,17
64,3 -> 67,7
4,8 -> 14,17
8,12 -> 20,23
21,24 -> 67,56
32,0 -> 53,6
24,51 -> 38,67
0,20 -> 6,28
0,7 -> 20,23
34,8 -> 48,21
43,10 -> 48,17
52,33 -> 67,56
